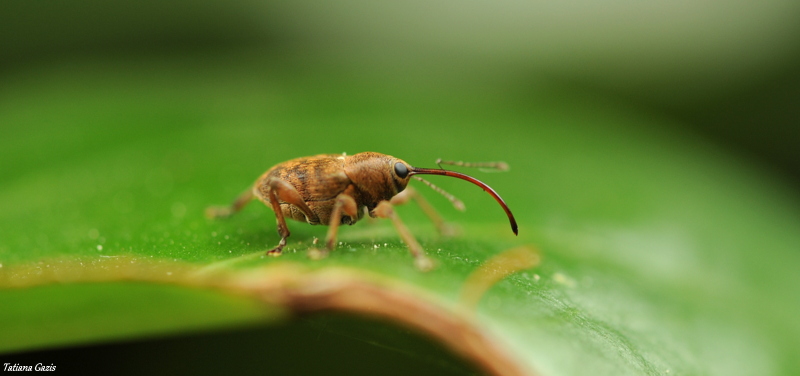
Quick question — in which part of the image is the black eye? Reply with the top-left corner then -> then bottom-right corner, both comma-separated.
394,162 -> 409,178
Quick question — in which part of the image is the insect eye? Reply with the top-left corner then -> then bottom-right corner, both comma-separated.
394,162 -> 409,179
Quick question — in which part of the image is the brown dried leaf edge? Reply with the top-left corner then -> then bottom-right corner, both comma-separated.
1,257 -> 537,376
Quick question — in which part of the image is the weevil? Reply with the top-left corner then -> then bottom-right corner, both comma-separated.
206,152 -> 517,271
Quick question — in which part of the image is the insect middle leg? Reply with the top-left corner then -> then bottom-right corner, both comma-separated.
311,193 -> 359,259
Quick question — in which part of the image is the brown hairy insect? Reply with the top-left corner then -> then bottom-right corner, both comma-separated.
206,152 -> 517,271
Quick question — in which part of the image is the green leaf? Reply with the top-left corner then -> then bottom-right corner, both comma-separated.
1,56 -> 799,376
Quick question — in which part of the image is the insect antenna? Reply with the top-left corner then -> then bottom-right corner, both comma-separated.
410,167 -> 518,235
413,176 -> 466,211
435,159 -> 509,173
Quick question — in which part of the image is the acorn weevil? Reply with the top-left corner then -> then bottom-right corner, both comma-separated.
206,152 -> 517,271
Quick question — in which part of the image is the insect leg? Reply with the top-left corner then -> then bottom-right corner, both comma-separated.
391,186 -> 458,237
265,183 -> 290,256
262,178 -> 319,224
259,178 -> 318,255
324,194 -> 359,252
205,188 -> 254,219
373,201 -> 435,271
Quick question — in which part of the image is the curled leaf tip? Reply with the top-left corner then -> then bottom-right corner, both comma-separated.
459,245 -> 541,309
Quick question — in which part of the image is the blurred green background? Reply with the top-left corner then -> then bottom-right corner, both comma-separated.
2,1 -> 800,375
3,0 -> 800,183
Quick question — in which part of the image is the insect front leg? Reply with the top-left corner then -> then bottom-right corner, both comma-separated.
258,178 -> 318,256
373,201 -> 435,271
391,186 -> 459,237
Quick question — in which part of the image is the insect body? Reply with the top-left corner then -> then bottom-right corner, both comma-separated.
206,152 -> 517,270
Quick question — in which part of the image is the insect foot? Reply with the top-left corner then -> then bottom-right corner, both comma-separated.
414,255 -> 436,272
204,205 -> 232,219
267,237 -> 288,257
307,248 -> 328,260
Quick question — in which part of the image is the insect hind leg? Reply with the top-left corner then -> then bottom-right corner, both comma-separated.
256,177 -> 321,256
205,188 -> 254,219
